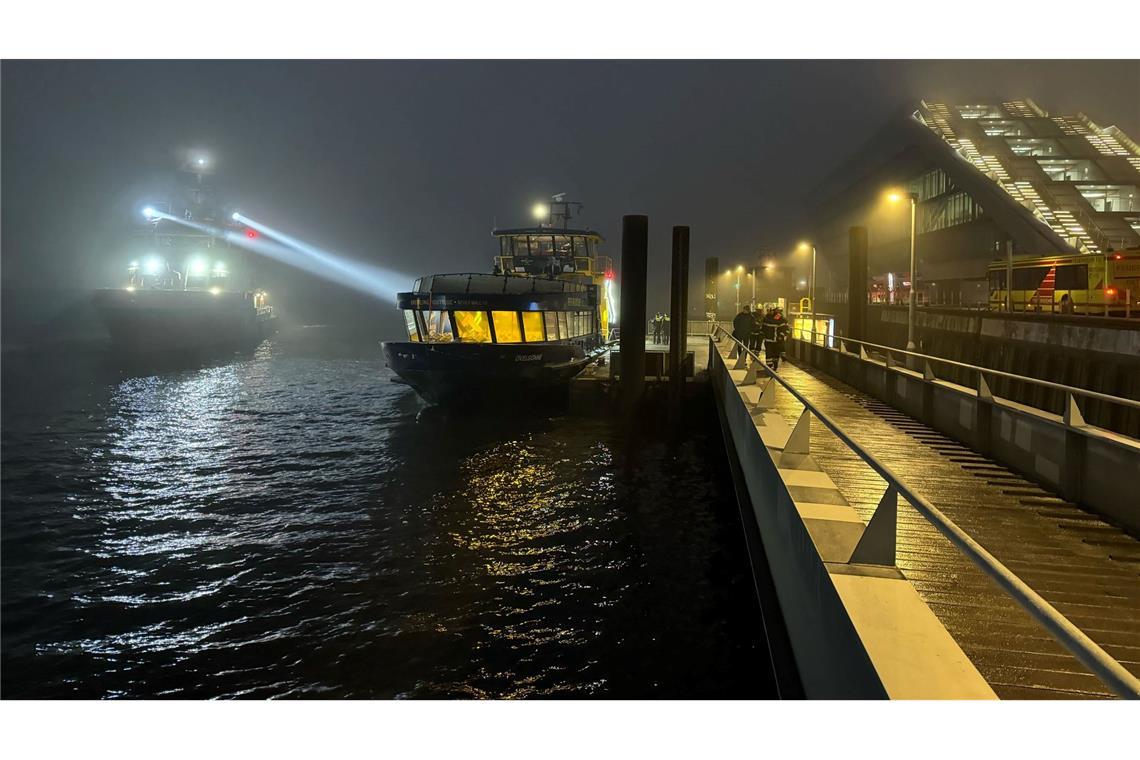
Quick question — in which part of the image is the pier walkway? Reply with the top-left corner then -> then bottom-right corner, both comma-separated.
709,335 -> 1140,699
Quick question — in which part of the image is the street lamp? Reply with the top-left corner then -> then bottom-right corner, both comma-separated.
734,265 -> 744,313
887,190 -> 919,352
798,242 -> 817,316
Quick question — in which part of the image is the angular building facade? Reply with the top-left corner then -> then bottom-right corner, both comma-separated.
810,99 -> 1140,306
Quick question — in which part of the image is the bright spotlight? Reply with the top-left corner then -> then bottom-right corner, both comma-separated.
232,212 -> 241,221
143,256 -> 163,276
187,257 -> 208,277
532,203 -> 548,221
197,158 -> 206,166
142,206 -> 157,220
208,287 -> 222,295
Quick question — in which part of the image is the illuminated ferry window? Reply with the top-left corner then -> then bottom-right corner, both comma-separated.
544,312 -> 558,341
492,311 -> 523,343
421,310 -> 453,342
557,312 -> 569,340
453,310 -> 491,343
581,311 -> 593,334
403,310 -> 420,342
522,311 -> 545,342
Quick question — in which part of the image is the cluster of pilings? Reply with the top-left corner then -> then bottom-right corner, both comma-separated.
617,215 -> 690,419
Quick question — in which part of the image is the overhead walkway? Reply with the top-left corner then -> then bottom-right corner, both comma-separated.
708,328 -> 1140,699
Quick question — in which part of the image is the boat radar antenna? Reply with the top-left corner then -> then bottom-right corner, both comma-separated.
543,194 -> 583,230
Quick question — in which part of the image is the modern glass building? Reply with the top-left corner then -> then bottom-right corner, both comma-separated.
810,99 -> 1140,305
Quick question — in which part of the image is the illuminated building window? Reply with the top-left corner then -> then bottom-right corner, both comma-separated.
1076,185 -> 1138,213
957,104 -> 1004,119
1005,138 -> 1065,157
1036,159 -> 1104,182
544,311 -> 559,341
421,310 -> 454,342
492,311 -> 523,343
557,312 -> 569,340
911,168 -> 952,201
921,191 -> 984,232
453,310 -> 491,343
521,311 -> 545,342
403,310 -> 420,342
978,119 -> 1029,137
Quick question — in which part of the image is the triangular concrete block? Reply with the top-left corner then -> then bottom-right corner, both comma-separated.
742,362 -> 759,385
923,361 -> 936,381
1063,394 -> 1086,427
884,352 -> 894,369
783,409 -> 811,454
849,486 -> 897,566
753,378 -> 778,410
859,346 -> 870,361
733,350 -> 748,370
978,374 -> 994,402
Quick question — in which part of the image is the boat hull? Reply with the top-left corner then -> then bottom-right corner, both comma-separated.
94,289 -> 276,353
382,340 -> 597,405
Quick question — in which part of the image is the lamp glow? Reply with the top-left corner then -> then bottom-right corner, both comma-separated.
532,203 -> 548,221
142,206 -> 157,219
187,257 -> 208,277
143,256 -> 163,276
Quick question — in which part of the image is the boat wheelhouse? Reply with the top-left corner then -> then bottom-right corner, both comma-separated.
382,197 -> 615,405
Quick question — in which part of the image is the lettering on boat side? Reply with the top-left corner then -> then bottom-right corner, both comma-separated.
515,354 -> 542,362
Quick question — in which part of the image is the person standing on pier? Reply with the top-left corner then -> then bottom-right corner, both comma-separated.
732,305 -> 753,349
663,312 -> 670,345
749,306 -> 763,352
761,306 -> 790,370
652,312 -> 664,344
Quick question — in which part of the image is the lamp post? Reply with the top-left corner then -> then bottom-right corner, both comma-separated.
888,191 -> 919,353
735,265 -> 744,312
798,242 -> 817,316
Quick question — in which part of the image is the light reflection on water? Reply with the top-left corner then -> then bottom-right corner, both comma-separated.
1,327 -> 769,698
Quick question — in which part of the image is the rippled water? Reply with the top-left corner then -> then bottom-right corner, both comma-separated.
2,326 -> 772,698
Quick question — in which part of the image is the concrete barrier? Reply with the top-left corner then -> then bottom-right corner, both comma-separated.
709,336 -> 995,699
790,338 -> 1140,534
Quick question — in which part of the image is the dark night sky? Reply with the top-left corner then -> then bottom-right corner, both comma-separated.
3,60 -> 1138,331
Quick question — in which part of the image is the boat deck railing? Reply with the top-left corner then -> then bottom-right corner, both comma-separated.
495,255 -> 613,279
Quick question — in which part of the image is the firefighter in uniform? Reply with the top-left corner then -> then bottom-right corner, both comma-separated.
761,306 -> 790,370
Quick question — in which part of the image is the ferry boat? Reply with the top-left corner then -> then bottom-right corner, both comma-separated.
93,152 -> 277,353
382,196 -> 616,405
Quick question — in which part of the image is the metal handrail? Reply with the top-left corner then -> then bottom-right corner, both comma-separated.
712,324 -> 1140,698
794,328 -> 1140,414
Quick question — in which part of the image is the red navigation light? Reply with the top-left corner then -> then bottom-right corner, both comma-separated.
246,229 -> 258,239
1114,254 -> 1124,260
604,269 -> 615,280
1106,287 -> 1117,297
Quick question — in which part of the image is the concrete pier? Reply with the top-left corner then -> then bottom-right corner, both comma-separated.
706,330 -> 1140,699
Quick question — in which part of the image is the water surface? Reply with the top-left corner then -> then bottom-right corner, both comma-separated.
1,326 -> 772,698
